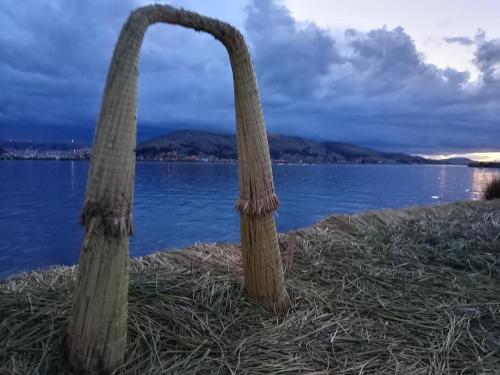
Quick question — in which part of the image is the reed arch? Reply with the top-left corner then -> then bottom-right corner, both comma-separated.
67,5 -> 289,373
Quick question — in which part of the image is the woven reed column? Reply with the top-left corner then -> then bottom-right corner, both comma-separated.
68,5 -> 288,373
67,10 -> 147,374
228,37 -> 289,314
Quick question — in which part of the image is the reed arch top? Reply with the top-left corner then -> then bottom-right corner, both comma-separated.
82,4 -> 278,236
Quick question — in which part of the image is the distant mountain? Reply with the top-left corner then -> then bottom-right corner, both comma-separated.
0,123 -> 170,144
137,130 -> 463,165
2,130 -> 475,165
139,130 -> 237,160
438,157 -> 474,165
0,141 -> 88,151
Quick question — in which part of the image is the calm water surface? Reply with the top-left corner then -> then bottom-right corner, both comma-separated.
0,161 -> 498,278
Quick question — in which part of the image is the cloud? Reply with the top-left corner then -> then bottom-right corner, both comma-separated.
241,0 -> 499,153
0,0 -> 242,134
444,36 -> 474,46
0,0 -> 138,127
474,35 -> 500,84
0,0 -> 499,153
245,0 -> 342,99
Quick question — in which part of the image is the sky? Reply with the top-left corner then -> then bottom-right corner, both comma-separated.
0,0 -> 499,158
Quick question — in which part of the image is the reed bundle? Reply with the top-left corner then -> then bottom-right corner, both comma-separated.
70,5 -> 287,371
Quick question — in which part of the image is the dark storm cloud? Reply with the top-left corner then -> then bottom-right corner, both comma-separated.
474,36 -> 500,84
0,0 -> 136,127
444,36 -> 474,46
0,0 -> 499,153
245,0 -> 343,99
0,0 -> 236,135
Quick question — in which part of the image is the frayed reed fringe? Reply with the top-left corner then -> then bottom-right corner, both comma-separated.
251,289 -> 290,315
235,193 -> 280,216
81,200 -> 133,237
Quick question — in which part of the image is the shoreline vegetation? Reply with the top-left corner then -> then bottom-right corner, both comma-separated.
469,162 -> 500,169
3,157 -> 500,170
0,156 -> 484,166
2,199 -> 500,373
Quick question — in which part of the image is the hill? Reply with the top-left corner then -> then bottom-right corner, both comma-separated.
0,131 -> 475,165
137,130 -> 468,164
439,157 -> 475,165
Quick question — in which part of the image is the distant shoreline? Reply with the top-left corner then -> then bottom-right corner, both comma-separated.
0,157 -> 475,166
1,129 -> 478,165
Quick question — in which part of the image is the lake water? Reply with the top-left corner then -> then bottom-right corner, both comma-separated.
0,161 -> 498,279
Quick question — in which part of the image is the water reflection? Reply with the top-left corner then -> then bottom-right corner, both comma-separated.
436,165 -> 447,199
70,161 -> 76,190
471,167 -> 500,200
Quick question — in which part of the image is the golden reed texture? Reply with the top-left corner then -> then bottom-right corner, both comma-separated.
68,5 -> 288,374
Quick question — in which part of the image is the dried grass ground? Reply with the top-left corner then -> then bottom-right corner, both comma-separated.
1,200 -> 500,374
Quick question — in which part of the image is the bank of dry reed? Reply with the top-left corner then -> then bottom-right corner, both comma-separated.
483,176 -> 500,201
1,200 -> 500,374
